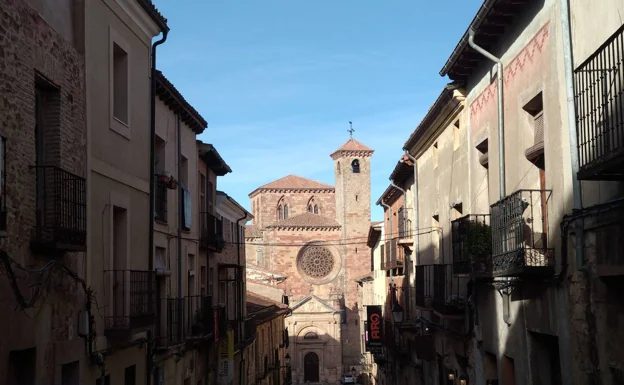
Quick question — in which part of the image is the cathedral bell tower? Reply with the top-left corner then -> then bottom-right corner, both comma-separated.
330,128 -> 374,367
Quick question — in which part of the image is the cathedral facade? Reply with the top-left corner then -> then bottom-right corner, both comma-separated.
245,138 -> 374,384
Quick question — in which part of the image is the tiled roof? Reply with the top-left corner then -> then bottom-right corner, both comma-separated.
136,0 -> 168,30
249,175 -> 334,197
155,70 -> 206,134
330,138 -> 374,159
245,224 -> 261,238
267,212 -> 341,229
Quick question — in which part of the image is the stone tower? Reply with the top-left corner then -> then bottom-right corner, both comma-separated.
330,138 -> 374,367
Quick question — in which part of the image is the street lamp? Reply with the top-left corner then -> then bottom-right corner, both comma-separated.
351,367 -> 357,377
284,353 -> 291,366
391,302 -> 404,324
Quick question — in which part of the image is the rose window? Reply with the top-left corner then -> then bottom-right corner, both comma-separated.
299,246 -> 335,279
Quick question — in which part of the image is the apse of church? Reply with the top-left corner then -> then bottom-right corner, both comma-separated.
245,138 -> 374,383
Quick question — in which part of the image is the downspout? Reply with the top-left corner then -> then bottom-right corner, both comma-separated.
559,0 -> 584,270
403,151 -> 421,321
389,180 -> 409,320
177,114 -> 183,330
379,199 -> 394,287
235,207 -> 248,339
403,152 -> 419,265
468,28 -> 512,326
149,29 -> 168,385
468,29 -> 505,200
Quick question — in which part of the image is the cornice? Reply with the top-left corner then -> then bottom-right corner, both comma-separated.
249,187 -> 335,198
115,0 -> 161,38
330,149 -> 374,160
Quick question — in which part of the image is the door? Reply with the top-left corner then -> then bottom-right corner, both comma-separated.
304,352 -> 320,382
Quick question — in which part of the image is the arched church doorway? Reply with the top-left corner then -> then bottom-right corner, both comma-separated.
304,352 -> 320,382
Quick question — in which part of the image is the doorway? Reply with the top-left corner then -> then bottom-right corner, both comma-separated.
304,352 -> 320,382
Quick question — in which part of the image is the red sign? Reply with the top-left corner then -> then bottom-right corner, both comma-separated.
366,305 -> 383,346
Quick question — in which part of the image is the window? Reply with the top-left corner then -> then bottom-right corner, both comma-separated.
433,142 -> 439,168
9,348 -> 36,385
208,267 -> 214,295
314,205 -> 319,214
476,138 -> 489,169
284,205 -> 289,219
523,92 -> 545,168
181,155 -> 188,187
155,135 -> 166,174
199,172 -> 206,213
351,159 -> 360,173
112,42 -> 129,124
278,205 -> 283,220
124,365 -> 136,385
182,185 -> 191,231
308,205 -> 312,212
207,180 -> 214,211
432,214 -> 440,261
61,361 -> 79,385
257,247 -> 263,266
304,332 -> 319,339
113,206 -> 128,270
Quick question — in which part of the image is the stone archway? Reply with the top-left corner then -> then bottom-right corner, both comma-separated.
304,352 -> 320,382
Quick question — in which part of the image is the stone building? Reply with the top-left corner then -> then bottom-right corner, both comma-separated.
245,138 -> 374,384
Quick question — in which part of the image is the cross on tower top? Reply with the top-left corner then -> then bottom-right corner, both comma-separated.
347,121 -> 355,138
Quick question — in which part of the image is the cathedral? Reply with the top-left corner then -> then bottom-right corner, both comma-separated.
245,138 -> 374,384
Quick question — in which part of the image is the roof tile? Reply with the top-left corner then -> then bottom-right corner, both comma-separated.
330,138 -> 374,158
249,175 -> 334,197
245,224 -> 262,238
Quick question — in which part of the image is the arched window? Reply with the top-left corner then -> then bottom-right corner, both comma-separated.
308,205 -> 313,213
304,332 -> 319,339
314,205 -> 319,214
351,159 -> 360,173
278,205 -> 283,220
284,205 -> 289,219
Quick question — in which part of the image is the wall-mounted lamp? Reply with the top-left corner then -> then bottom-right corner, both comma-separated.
448,372 -> 455,380
459,375 -> 468,385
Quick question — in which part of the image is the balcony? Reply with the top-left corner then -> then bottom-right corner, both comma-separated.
397,207 -> 413,245
575,24 -> 624,180
490,189 -> 555,277
184,295 -> 213,340
452,214 -> 492,276
162,297 -> 185,346
199,212 -> 225,252
414,265 -> 433,310
154,180 -> 168,223
430,264 -> 465,318
30,166 -> 86,253
103,270 -> 156,337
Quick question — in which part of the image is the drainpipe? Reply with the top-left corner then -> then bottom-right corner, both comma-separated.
403,151 -> 420,321
468,28 -> 513,327
559,0 -> 584,270
379,200 -> 394,293
389,180 -> 409,320
149,28 -> 168,385
235,206 -> 249,338
468,29 -> 505,200
177,114 -> 183,329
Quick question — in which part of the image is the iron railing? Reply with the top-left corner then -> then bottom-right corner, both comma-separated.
163,297 -> 185,346
185,295 -> 213,338
199,212 -> 224,252
429,264 -> 466,317
575,24 -> 624,180
414,265 -> 433,309
452,214 -> 492,276
397,207 -> 413,241
103,270 -> 156,332
490,189 -> 555,277
154,180 -> 168,222
31,165 -> 86,251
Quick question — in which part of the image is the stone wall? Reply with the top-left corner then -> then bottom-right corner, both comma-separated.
251,189 -> 336,229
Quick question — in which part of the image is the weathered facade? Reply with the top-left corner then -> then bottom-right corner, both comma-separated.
244,138 -> 374,383
0,0 -> 87,383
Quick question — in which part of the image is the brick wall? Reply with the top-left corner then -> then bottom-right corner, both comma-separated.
0,0 -> 86,382
251,190 -> 336,229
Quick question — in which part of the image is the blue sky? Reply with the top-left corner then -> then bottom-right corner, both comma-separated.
153,0 -> 482,221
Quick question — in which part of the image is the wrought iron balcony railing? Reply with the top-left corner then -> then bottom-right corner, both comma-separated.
452,214 -> 492,276
414,265 -> 433,309
103,270 -> 156,335
31,165 -> 86,253
490,189 -> 555,277
185,295 -> 213,339
162,297 -> 185,346
154,180 -> 168,223
414,264 -> 465,317
199,212 -> 225,252
397,207 -> 413,244
575,24 -> 624,180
